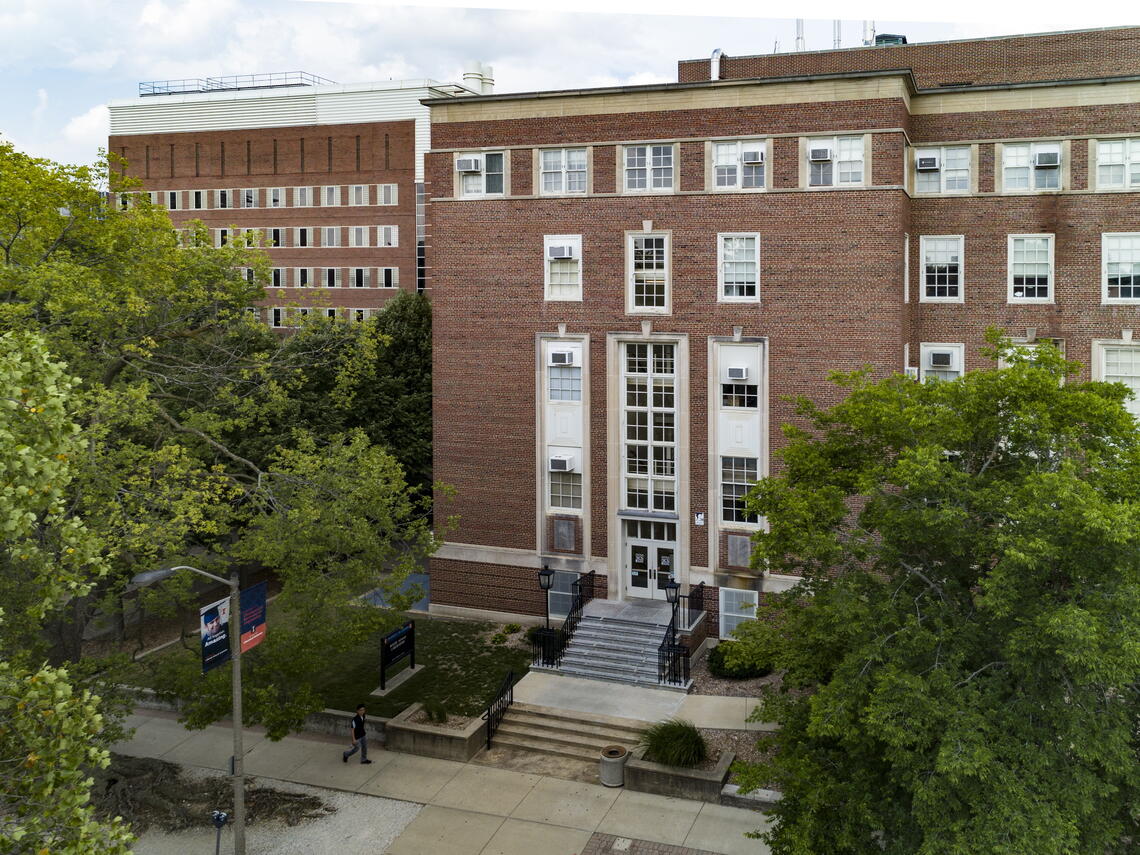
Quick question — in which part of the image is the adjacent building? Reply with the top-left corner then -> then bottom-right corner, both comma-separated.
424,26 -> 1140,642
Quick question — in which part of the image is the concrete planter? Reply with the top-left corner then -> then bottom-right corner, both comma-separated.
383,702 -> 487,762
626,746 -> 735,803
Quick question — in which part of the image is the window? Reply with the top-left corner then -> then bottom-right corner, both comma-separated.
323,267 -> 339,288
722,383 -> 758,408
379,226 -> 398,247
1003,143 -> 1061,191
271,307 -> 285,329
380,267 -> 398,288
351,267 -> 370,288
549,472 -> 583,509
718,234 -> 759,301
268,228 -> 283,248
549,365 -> 582,401
322,185 -> 339,206
378,184 -> 398,205
920,236 -> 964,302
919,343 -> 964,382
215,189 -> 231,209
295,227 -> 311,248
540,148 -> 587,195
1104,233 -> 1140,302
351,308 -> 369,323
270,268 -> 284,288
349,226 -> 368,248
1099,345 -> 1140,418
192,190 -> 205,210
349,184 -> 369,205
624,145 -> 674,191
721,456 -> 758,523
322,227 -> 341,247
1096,139 -> 1140,190
166,191 -> 179,210
622,342 -> 676,512
720,588 -> 759,637
458,152 -> 504,196
214,228 -> 230,248
914,146 -> 970,193
712,140 -> 766,190
628,234 -> 669,312
295,267 -> 312,287
241,188 -> 258,208
808,136 -> 864,187
1008,235 -> 1054,302
267,187 -> 284,208
544,235 -> 582,301
293,186 -> 313,207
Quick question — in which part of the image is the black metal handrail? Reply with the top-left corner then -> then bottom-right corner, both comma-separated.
483,669 -> 515,749
532,570 -> 596,668
657,604 -> 690,686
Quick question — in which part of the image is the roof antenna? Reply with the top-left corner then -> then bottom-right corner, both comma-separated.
772,39 -> 780,54
795,19 -> 806,52
833,20 -> 841,49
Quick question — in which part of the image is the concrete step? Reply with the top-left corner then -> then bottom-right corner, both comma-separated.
490,732 -> 604,763
560,661 -> 659,683
509,702 -> 649,736
494,722 -> 640,752
488,703 -> 650,764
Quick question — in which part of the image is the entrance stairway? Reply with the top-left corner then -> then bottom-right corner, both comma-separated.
556,599 -> 687,689
491,702 -> 648,763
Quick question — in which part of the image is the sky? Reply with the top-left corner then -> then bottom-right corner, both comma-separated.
1,0 -> 1135,167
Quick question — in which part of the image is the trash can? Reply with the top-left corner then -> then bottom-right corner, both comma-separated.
599,745 -> 629,788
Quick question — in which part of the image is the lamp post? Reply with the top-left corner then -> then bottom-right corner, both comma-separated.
132,565 -> 246,855
537,565 -> 555,630
663,578 -> 681,641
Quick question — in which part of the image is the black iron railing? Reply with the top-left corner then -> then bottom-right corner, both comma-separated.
483,669 -> 515,749
531,570 -> 596,668
657,602 -> 691,686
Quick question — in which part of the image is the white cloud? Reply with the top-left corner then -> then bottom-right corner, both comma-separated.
62,104 -> 109,149
31,89 -> 48,126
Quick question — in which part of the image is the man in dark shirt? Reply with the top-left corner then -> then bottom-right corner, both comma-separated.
342,704 -> 372,764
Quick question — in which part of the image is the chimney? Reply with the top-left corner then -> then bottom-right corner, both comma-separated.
480,63 -> 494,94
795,19 -> 805,52
710,48 -> 723,80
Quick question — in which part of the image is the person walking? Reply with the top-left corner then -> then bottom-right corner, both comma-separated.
342,704 -> 372,764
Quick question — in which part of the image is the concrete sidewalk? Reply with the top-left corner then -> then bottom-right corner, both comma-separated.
117,709 -> 771,855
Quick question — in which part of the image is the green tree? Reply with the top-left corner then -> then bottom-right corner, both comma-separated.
734,335 -> 1140,855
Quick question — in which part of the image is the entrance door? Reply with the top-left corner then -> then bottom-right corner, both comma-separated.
626,541 -> 677,600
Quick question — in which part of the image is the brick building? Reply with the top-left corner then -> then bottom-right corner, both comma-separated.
424,26 -> 1140,663
108,72 -> 480,326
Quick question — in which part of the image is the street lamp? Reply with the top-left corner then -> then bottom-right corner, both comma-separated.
663,578 -> 681,642
537,565 -> 555,630
132,565 -> 246,855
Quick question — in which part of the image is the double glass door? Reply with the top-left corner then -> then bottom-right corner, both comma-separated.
625,520 -> 676,601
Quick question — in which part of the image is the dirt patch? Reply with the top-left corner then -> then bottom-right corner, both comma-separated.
689,647 -> 782,698
406,708 -> 476,731
699,728 -> 778,787
92,754 -> 334,834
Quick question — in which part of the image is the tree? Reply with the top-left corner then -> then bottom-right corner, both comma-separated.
733,334 -> 1140,855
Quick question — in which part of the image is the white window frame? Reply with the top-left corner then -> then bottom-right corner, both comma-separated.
807,135 -> 864,188
544,234 -> 583,302
241,187 -> 258,208
721,456 -> 759,525
192,190 -> 206,210
214,189 -> 231,210
1002,142 -> 1062,192
711,140 -> 768,191
717,233 -> 760,303
270,268 -> 284,288
539,148 -> 588,196
349,226 -> 369,248
549,471 -> 584,510
719,588 -> 759,637
379,225 -> 398,247
322,227 -> 340,248
349,184 -> 370,206
626,232 -> 671,314
623,144 -> 675,193
322,185 -> 340,207
293,186 -> 314,207
919,235 -> 965,303
378,183 -> 398,205
1093,340 -> 1140,419
267,227 -> 283,248
214,228 -> 230,248
267,187 -> 285,208
270,307 -> 285,329
350,308 -> 370,323
379,267 -> 399,288
913,146 -> 971,195
294,227 -> 312,248
919,342 -> 965,382
1095,138 -> 1140,191
323,267 -> 340,288
1103,233 -> 1140,304
350,267 -> 370,288
457,152 -> 505,198
166,190 -> 180,210
1007,234 -> 1055,304
295,267 -> 313,288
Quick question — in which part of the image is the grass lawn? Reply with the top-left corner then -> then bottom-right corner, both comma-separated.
312,614 -> 530,719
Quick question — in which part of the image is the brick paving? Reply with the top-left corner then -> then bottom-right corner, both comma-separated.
581,832 -> 723,855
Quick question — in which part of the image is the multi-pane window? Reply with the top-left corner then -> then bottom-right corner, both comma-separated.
349,226 -> 368,247
214,189 -> 231,209
380,267 -> 398,288
378,184 -> 398,205
550,472 -> 583,509
545,235 -> 582,301
1096,139 -> 1140,190
540,149 -> 587,195
722,383 -> 758,408
324,267 -> 339,288
920,343 -> 964,382
192,190 -> 205,210
1101,345 -> 1140,418
914,146 -> 970,193
720,588 -> 759,637
713,141 -> 766,190
549,365 -> 582,401
322,185 -> 339,206
921,236 -> 964,302
267,188 -> 284,208
166,191 -> 179,210
623,343 -> 677,512
350,184 -> 369,205
628,234 -> 669,311
271,308 -> 285,329
267,228 -> 283,248
351,267 -> 370,288
1104,233 -> 1140,302
324,308 -> 338,320
214,228 -> 230,248
718,234 -> 759,300
1003,143 -> 1062,191
351,308 -> 369,323
241,188 -> 258,208
322,227 -> 340,247
458,152 -> 505,196
270,268 -> 284,288
721,456 -> 759,524
295,227 -> 311,248
379,226 -> 398,247
1008,235 -> 1054,302
624,145 -> 674,191
295,268 -> 312,287
808,136 -> 864,187
293,186 -> 313,207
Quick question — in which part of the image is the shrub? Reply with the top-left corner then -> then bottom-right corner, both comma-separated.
504,623 -> 522,634
707,641 -> 771,679
524,625 -> 544,644
638,718 -> 708,768
490,632 -> 507,645
423,699 -> 449,723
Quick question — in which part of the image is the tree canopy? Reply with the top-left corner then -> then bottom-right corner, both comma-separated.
733,334 -> 1140,855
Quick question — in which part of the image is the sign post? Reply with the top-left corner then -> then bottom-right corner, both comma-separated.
380,621 -> 415,690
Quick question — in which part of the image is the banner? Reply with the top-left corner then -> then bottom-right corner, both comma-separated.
200,596 -> 231,674
240,581 -> 267,653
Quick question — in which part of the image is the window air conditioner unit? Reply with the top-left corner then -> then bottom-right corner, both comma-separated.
904,366 -> 920,380
455,157 -> 482,172
741,150 -> 765,164
809,147 -> 833,162
726,366 -> 749,381
1033,151 -> 1060,168
549,454 -> 575,472
928,350 -> 954,369
549,350 -> 575,366
547,245 -> 577,260
916,155 -> 941,171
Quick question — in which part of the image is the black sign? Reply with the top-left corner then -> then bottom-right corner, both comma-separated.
380,620 -> 415,690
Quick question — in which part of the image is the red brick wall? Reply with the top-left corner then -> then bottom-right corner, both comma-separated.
679,27 -> 1140,88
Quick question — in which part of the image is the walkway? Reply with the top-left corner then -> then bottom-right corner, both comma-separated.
117,709 -> 771,855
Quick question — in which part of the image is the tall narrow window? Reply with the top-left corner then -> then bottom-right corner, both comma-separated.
349,226 -> 368,247
322,227 -> 340,247
1100,345 -> 1140,418
379,226 -> 398,247
294,186 -> 312,207
379,184 -> 398,205
1008,235 -> 1054,302
267,188 -> 284,208
352,267 -> 369,288
718,233 -> 759,301
920,236 -> 964,302
628,234 -> 669,312
323,185 -> 339,206
622,343 -> 676,511
544,235 -> 582,301
241,188 -> 258,208
324,267 -> 339,288
350,184 -> 369,205
721,457 -> 758,523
